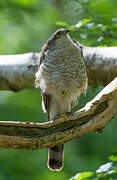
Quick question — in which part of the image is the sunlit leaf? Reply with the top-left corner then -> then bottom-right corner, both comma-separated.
96,162 -> 113,173
109,155 -> 117,162
56,21 -> 68,28
82,18 -> 91,24
71,172 -> 93,180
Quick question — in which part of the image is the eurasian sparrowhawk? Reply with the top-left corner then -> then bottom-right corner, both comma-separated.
35,28 -> 88,171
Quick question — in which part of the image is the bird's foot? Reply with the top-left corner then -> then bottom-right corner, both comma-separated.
56,112 -> 73,119
96,128 -> 103,134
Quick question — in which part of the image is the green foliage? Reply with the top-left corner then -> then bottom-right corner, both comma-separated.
71,153 -> 117,180
57,0 -> 117,46
0,0 -> 61,54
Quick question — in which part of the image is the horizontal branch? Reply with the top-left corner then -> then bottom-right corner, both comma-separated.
83,46 -> 117,87
0,46 -> 117,91
0,53 -> 40,91
0,77 -> 117,150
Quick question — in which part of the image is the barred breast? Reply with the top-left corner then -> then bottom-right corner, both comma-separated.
38,46 -> 87,95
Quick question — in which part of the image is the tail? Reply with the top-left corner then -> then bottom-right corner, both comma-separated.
47,144 -> 64,171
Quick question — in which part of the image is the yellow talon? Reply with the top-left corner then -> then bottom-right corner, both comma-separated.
61,90 -> 67,99
56,114 -> 66,119
64,112 -> 72,117
56,112 -> 72,119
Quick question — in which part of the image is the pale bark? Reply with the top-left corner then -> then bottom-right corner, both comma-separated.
0,46 -> 117,91
0,53 -> 40,91
83,46 -> 117,87
0,77 -> 116,150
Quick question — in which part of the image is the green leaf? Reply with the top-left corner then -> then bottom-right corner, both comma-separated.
81,18 -> 91,25
56,21 -> 68,28
109,150 -> 117,162
109,155 -> 117,162
71,172 -> 93,180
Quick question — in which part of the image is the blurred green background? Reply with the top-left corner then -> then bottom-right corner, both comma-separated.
0,0 -> 117,179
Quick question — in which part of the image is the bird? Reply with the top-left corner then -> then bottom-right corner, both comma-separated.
35,28 -> 88,171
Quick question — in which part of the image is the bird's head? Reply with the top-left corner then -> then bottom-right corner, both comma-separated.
46,28 -> 72,49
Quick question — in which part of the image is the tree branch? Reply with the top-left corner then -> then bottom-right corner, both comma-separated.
0,53 -> 40,91
0,46 -> 117,91
0,77 -> 116,150
83,46 -> 117,87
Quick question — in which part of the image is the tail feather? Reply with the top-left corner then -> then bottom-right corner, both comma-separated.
47,144 -> 64,171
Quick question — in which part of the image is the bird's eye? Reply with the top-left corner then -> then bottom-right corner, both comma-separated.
55,32 -> 61,38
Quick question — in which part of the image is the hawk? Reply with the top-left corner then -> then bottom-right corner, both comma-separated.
35,28 -> 88,171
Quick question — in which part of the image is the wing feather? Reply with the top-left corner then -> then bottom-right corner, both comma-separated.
39,43 -> 48,67
42,91 -> 52,121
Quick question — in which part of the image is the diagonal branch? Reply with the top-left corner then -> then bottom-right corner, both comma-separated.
0,46 -> 117,91
0,77 -> 117,150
